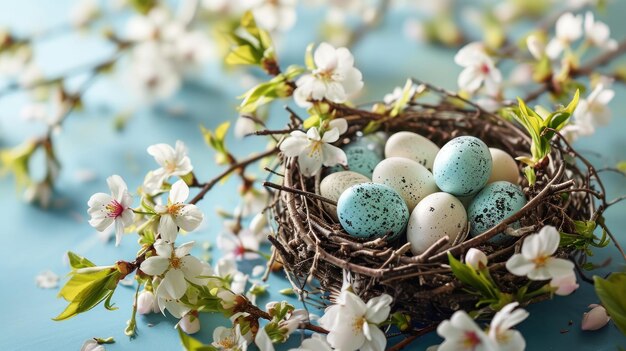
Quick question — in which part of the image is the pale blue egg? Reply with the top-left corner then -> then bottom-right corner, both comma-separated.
467,181 -> 527,242
337,183 -> 409,241
433,136 -> 492,196
330,144 -> 383,178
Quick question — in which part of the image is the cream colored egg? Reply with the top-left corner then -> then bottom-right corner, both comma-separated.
488,148 -> 519,184
384,131 -> 440,171
372,157 -> 438,211
320,171 -> 370,219
407,192 -> 467,255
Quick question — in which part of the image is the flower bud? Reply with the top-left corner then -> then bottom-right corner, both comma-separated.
465,248 -> 488,270
581,304 -> 610,331
179,313 -> 201,334
550,272 -> 579,296
137,290 -> 158,315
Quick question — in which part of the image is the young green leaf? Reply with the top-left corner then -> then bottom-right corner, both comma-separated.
594,273 -> 626,334
179,328 -> 217,351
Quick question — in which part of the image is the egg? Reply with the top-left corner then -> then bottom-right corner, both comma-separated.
330,144 -> 383,178
337,183 -> 409,241
407,192 -> 467,255
372,157 -> 439,211
384,131 -> 440,171
350,131 -> 387,157
320,171 -> 371,219
433,136 -> 492,196
467,181 -> 527,241
488,148 -> 519,184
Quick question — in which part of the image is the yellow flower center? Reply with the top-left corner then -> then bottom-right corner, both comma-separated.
217,337 -> 235,349
532,255 -> 548,267
167,203 -> 184,216
352,315 -> 366,334
170,256 -> 182,269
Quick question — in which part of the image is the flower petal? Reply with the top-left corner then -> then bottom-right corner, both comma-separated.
505,254 -> 535,277
321,144 -> 347,167
163,268 -> 187,299
159,214 -> 178,243
546,257 -> 575,279
140,256 -> 169,276
360,325 -> 386,351
169,179 -> 190,204
107,175 -> 128,202
365,294 -> 392,324
174,204 -> 203,232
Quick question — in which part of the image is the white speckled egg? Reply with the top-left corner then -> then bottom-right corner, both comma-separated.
407,192 -> 467,255
467,181 -> 527,242
337,183 -> 409,241
433,136 -> 492,196
320,171 -> 370,219
372,157 -> 439,211
384,131 -> 440,171
488,148 -> 519,184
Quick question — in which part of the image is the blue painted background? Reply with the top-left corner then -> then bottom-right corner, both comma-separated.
0,1 -> 625,350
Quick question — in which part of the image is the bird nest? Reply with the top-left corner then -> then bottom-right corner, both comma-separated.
265,86 -> 607,325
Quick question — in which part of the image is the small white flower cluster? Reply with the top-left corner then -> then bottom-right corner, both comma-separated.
125,7 -> 213,100
202,0 -> 297,33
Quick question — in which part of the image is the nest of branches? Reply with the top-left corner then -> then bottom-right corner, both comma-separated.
265,87 -> 610,325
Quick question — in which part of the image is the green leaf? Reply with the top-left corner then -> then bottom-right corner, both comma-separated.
225,45 -> 260,65
304,43 -> 315,70
594,273 -> 626,334
179,328 -> 217,351
563,89 -> 580,115
617,161 -> 626,174
447,252 -> 500,302
67,252 -> 96,270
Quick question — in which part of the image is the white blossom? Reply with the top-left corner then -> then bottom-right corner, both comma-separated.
137,290 -> 160,314
437,310 -> 496,351
35,270 -> 59,289
454,42 -> 502,94
487,302 -> 528,351
575,83 -> 614,127
251,0 -> 297,32
143,140 -> 193,195
87,175 -> 134,246
279,118 -> 348,177
20,87 -> 69,133
217,228 -> 261,261
255,326 -> 274,351
178,313 -> 201,334
581,304 -> 610,331
526,35 -> 545,60
234,115 -> 257,138
383,79 -> 417,105
550,271 -> 579,296
318,289 -> 391,351
155,179 -> 203,243
505,226 -> 575,280
546,13 -> 583,59
294,43 -> 363,107
288,333 -> 334,351
81,339 -> 105,351
213,325 -> 248,351
465,248 -> 488,270
140,240 -> 205,306
235,188 -> 270,218
584,12 -> 617,50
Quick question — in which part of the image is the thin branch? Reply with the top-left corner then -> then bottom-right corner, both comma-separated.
263,181 -> 338,206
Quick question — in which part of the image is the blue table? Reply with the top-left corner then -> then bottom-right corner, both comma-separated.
0,1 -> 625,350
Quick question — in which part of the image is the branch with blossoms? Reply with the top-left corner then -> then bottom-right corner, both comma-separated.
46,3 -> 626,351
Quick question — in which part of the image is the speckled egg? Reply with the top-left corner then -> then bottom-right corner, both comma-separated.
407,192 -> 467,255
330,144 -> 383,178
337,183 -> 409,241
433,136 -> 492,196
372,157 -> 439,211
384,131 -> 440,171
350,131 -> 387,158
468,181 -> 527,240
488,148 -> 519,184
320,171 -> 371,220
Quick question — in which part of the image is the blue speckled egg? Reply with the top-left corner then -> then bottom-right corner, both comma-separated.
350,132 -> 387,158
468,181 -> 527,241
337,183 -> 409,241
330,144 -> 383,178
433,136 -> 492,196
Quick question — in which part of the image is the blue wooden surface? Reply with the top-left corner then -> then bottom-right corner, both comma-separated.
0,1 -> 625,350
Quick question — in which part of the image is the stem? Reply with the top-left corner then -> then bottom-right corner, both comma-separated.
385,325 -> 438,351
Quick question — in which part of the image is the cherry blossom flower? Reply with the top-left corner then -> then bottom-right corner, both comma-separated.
437,310 -> 496,351
87,175 -> 134,246
215,257 -> 248,294
584,12 -> 617,51
575,83 -> 614,127
155,286 -> 191,318
35,270 -> 59,289
546,13 -> 583,59
255,326 -> 274,351
235,188 -> 270,218
454,42 -> 502,94
217,229 -> 261,261
251,0 -> 297,32
581,304 -> 611,331
81,339 -> 105,351
20,87 -> 70,134
383,79 -> 417,105
212,325 -> 249,351
550,271 -> 579,296
143,140 -> 193,195
465,248 -> 488,270
288,333 -> 333,351
137,290 -> 160,314
279,118 -> 348,177
318,289 -> 391,351
155,179 -> 203,243
487,302 -> 529,351
178,312 -> 201,334
294,42 -> 363,107
505,226 -> 575,280
140,240 -> 205,305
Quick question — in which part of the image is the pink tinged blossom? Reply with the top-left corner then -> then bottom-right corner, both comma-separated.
137,290 -> 160,314
436,310 -> 496,351
87,175 -> 135,246
178,313 -> 201,334
581,304 -> 611,331
454,42 -> 502,95
550,271 -> 579,296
